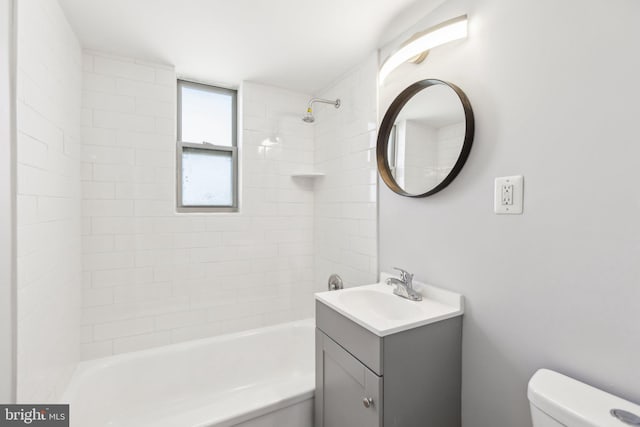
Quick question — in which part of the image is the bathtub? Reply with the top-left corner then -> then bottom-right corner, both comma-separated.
62,319 -> 315,427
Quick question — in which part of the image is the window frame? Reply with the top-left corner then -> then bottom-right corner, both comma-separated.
176,79 -> 238,213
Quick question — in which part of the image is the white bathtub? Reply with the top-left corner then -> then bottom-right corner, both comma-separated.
62,319 -> 315,427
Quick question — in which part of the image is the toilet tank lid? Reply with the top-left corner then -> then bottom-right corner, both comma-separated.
528,369 -> 640,427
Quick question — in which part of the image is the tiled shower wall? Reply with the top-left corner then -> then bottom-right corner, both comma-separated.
16,0 -> 82,400
80,51 -> 316,359
313,54 -> 378,290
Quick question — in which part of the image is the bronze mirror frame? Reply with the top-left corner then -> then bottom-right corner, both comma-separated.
377,79 -> 475,198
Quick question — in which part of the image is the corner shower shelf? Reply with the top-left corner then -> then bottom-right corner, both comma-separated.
290,172 -> 325,178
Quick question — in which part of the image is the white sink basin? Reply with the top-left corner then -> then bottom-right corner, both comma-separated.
338,290 -> 423,320
315,273 -> 464,337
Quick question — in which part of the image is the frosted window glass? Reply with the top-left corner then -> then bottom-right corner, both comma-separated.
180,85 -> 233,146
181,148 -> 233,206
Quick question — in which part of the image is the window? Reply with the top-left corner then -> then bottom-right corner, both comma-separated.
177,80 -> 238,212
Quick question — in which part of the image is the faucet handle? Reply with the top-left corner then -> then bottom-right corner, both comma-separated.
392,267 -> 413,282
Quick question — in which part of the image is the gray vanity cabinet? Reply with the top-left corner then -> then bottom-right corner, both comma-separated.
317,331 -> 383,427
315,301 -> 462,427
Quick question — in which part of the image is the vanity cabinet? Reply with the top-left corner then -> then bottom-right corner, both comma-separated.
316,332 -> 383,426
315,301 -> 462,427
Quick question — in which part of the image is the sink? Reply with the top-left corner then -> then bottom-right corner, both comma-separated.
315,273 -> 464,337
338,290 -> 423,320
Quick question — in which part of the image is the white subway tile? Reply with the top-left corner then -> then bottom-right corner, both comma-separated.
116,78 -> 174,102
154,68 -> 176,86
80,297 -> 189,325
357,219 -> 377,239
82,127 -> 117,147
83,251 -> 134,271
155,310 -> 206,331
83,72 -> 116,93
17,133 -> 48,169
173,232 -> 221,249
18,105 -> 64,150
115,182 -> 169,200
189,246 -> 240,264
37,196 -> 77,222
82,235 -> 115,254
278,242 -> 314,257
93,317 -> 154,340
91,217 -> 135,234
94,56 -> 156,82
84,287 -> 114,307
81,218 -> 91,235
82,199 -> 134,217
118,130 -> 173,151
135,98 -> 174,118
16,195 -> 38,226
133,200 -> 173,217
155,117 -> 175,135
134,148 -> 173,167
16,0 -> 83,398
221,230 -> 264,246
113,331 -> 171,354
81,341 -> 113,360
134,248 -> 189,267
82,91 -> 135,113
170,322 -> 223,344
82,181 -> 115,199
78,52 -> 94,70
18,163 -> 75,198
80,326 -> 93,344
341,202 -> 376,220
81,108 -> 93,127
114,283 -> 172,303
92,164 -> 134,182
92,267 -> 153,288
93,110 -> 156,132
82,144 -> 135,165
154,263 -> 205,282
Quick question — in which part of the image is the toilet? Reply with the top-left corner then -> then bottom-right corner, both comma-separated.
528,369 -> 640,426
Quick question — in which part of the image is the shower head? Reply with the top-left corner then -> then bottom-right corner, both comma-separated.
302,98 -> 340,123
302,108 -> 315,123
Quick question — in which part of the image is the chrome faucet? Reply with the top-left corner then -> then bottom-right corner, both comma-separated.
386,268 -> 422,301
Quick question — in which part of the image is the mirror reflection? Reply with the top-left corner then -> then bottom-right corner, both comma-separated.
386,84 -> 467,195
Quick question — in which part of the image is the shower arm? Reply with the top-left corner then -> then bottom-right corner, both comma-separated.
307,98 -> 341,111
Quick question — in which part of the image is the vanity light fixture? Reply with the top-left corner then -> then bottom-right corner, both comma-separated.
379,15 -> 468,83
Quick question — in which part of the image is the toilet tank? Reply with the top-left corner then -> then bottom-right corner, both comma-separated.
528,369 -> 640,427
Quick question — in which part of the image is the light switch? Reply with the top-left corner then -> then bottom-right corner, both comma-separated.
494,176 -> 523,214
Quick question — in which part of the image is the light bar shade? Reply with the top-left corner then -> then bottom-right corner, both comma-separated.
379,15 -> 468,83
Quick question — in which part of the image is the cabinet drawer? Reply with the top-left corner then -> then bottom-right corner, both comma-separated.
316,300 -> 383,375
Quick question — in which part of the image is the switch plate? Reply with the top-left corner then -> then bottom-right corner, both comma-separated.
494,175 -> 523,214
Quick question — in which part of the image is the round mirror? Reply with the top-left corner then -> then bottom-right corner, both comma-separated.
377,79 -> 474,197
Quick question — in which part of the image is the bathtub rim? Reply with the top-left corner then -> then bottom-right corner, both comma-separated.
61,317 -> 315,404
195,389 -> 314,427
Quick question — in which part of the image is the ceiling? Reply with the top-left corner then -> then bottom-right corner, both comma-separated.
58,0 -> 438,93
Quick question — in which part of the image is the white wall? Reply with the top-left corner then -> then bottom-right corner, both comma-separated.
378,0 -> 640,426
15,0 -> 82,401
0,0 -> 16,403
314,54 -> 378,290
80,51 -> 316,358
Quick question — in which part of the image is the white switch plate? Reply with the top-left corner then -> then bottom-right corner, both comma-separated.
494,175 -> 524,214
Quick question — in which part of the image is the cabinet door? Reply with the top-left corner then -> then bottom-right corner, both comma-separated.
316,330 -> 383,427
